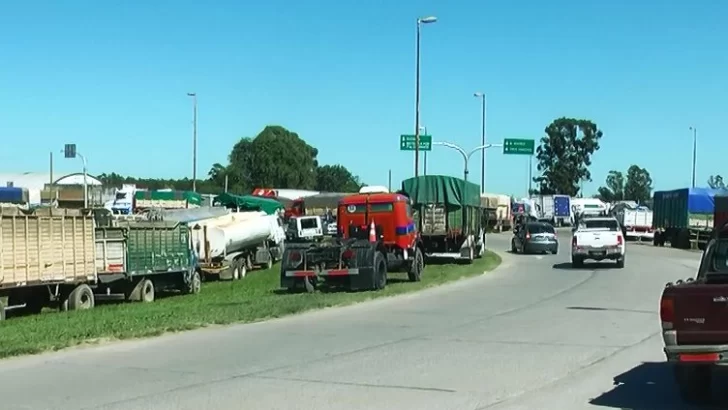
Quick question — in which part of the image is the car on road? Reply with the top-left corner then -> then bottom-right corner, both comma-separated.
511,222 -> 558,254
571,216 -> 625,268
659,224 -> 728,404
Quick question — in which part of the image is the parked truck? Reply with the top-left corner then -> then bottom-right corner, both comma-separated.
279,187 -> 424,293
285,192 -> 353,220
653,188 -> 726,250
0,187 -> 29,205
613,204 -> 654,241
480,193 -> 512,232
0,206 -> 97,320
402,175 -> 483,263
93,218 -> 201,303
134,190 -> 202,210
194,194 -> 286,280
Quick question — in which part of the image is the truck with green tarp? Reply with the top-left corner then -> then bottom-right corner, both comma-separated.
134,190 -> 202,210
213,192 -> 283,215
93,218 -> 201,303
401,175 -> 484,263
652,187 -> 728,250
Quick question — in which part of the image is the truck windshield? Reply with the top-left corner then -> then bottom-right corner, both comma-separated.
300,218 -> 318,230
583,220 -> 619,231
709,239 -> 728,273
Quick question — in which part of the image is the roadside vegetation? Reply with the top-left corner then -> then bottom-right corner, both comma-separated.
0,252 -> 500,359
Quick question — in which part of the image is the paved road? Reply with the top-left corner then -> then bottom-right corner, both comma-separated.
0,234 -> 713,410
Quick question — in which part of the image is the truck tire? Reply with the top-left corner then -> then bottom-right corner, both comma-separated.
616,255 -> 625,269
511,239 -> 517,253
674,364 -> 712,404
185,270 -> 202,295
263,252 -> 273,270
67,284 -> 95,311
132,279 -> 155,303
373,252 -> 387,290
408,248 -> 424,282
232,258 -> 246,280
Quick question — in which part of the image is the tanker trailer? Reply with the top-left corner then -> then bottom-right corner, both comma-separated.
195,211 -> 284,280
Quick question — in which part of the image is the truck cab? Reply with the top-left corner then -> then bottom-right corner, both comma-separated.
279,187 -> 424,293
660,223 -> 728,403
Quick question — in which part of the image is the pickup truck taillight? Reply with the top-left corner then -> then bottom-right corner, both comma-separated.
525,232 -> 531,240
660,295 -> 674,329
572,236 -> 577,247
617,235 -> 623,246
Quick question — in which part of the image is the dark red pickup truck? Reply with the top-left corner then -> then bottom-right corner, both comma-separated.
660,227 -> 728,404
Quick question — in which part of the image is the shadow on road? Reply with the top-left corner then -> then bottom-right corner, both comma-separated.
552,262 -> 618,270
589,361 -> 726,410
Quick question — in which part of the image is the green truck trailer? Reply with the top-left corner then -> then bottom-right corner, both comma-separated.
401,175 -> 484,263
94,219 -> 200,302
652,187 -> 728,250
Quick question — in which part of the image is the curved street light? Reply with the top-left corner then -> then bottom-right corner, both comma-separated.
413,15 -> 437,177
433,141 -> 502,182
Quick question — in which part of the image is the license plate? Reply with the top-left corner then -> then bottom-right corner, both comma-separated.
590,251 -> 606,256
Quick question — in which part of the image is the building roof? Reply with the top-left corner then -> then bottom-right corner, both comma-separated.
0,172 -> 102,190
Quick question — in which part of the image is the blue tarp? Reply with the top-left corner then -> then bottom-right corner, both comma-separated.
687,187 -> 728,214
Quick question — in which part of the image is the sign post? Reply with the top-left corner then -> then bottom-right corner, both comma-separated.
503,138 -> 536,196
400,134 -> 432,151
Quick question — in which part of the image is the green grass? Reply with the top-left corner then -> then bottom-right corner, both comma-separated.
0,251 -> 500,359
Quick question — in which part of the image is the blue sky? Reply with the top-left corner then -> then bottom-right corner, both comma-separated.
1,0 -> 726,197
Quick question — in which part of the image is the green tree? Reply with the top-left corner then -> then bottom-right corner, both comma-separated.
597,170 -> 625,202
227,125 -> 319,189
533,117 -> 603,196
708,174 -> 725,189
315,164 -> 363,192
623,165 -> 653,203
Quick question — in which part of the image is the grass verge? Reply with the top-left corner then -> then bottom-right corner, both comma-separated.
0,251 -> 501,359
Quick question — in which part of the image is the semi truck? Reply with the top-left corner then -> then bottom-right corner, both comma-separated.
612,203 -> 654,241
0,206 -> 97,320
134,190 -> 202,210
285,192 -> 353,219
402,175 -> 484,263
93,217 -> 201,303
531,195 -> 571,226
279,187 -> 424,293
653,187 -> 726,250
193,194 -> 286,280
480,193 -> 512,232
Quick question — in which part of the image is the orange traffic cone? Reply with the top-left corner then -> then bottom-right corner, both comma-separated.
368,220 -> 376,242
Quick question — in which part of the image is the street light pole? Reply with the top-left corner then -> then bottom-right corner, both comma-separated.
419,126 -> 428,175
433,141 -> 503,182
187,92 -> 198,192
689,126 -> 697,188
473,92 -> 486,193
414,16 -> 437,177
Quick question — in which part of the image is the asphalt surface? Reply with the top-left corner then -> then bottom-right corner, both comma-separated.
0,232 -> 715,410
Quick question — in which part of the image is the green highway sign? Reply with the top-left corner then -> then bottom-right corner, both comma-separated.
503,138 -> 535,155
400,134 -> 432,151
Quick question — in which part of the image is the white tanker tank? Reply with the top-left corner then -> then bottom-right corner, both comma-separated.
205,211 -> 273,259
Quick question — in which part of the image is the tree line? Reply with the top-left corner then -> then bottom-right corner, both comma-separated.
97,125 -> 364,194
530,117 -> 653,202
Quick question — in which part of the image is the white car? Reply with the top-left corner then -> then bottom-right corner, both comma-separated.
571,216 -> 625,268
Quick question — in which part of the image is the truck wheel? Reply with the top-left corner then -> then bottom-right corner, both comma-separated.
137,279 -> 155,303
373,252 -> 387,290
67,284 -> 95,311
264,252 -> 273,270
511,239 -> 517,253
616,255 -> 625,269
674,364 -> 712,404
185,270 -> 202,295
407,248 -> 424,282
232,258 -> 246,280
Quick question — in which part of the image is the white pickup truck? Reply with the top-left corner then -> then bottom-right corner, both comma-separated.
571,216 -> 626,268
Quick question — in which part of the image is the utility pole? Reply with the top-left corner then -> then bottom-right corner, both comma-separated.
689,126 -> 697,188
187,92 -> 198,192
414,16 -> 437,177
473,92 -> 486,193
388,169 -> 392,192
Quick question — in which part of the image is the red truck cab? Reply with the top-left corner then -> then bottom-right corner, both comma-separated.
660,222 -> 728,404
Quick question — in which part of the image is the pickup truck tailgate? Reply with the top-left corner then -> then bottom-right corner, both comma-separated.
670,284 -> 728,345
576,231 -> 620,247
